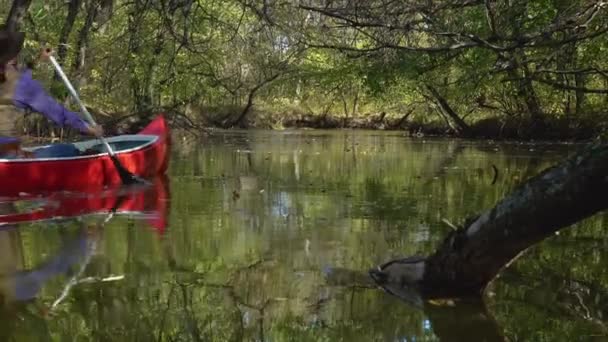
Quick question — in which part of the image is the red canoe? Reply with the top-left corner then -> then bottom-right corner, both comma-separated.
0,114 -> 169,196
0,175 -> 170,233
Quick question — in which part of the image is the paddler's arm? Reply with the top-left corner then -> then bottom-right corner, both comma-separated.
12,48 -> 103,137
12,70 -> 103,137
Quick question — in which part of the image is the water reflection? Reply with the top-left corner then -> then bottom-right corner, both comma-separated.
1,224 -> 96,305
0,176 -> 169,230
0,176 -> 169,341
1,130 -> 607,340
166,131 -> 604,341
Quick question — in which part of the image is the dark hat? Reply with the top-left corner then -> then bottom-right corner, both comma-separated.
0,26 -> 25,65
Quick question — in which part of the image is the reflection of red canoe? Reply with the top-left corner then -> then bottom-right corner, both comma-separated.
0,115 -> 169,196
0,175 -> 170,233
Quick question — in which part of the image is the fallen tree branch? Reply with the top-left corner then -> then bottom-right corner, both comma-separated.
371,143 -> 608,299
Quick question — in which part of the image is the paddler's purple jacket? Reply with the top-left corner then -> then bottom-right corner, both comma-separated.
0,64 -> 88,144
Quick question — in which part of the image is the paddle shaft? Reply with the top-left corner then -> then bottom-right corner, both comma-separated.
48,56 -> 116,157
49,55 -> 144,185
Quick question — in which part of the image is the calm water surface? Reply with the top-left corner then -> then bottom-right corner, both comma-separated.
1,130 -> 607,341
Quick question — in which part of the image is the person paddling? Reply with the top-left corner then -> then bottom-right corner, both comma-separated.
0,26 -> 102,158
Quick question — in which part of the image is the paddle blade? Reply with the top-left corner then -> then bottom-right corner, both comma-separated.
109,154 -> 147,185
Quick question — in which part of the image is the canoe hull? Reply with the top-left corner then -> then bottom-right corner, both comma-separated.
0,115 -> 169,196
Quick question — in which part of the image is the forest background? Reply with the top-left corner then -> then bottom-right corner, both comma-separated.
3,0 -> 608,140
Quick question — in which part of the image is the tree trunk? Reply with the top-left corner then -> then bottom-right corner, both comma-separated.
556,46 -> 572,117
507,56 -> 544,125
521,68 -> 543,121
95,0 -> 113,33
5,0 -> 32,31
230,88 -> 257,128
73,0 -> 99,78
351,88 -> 359,117
575,72 -> 586,115
391,108 -> 414,129
371,143 -> 608,299
425,85 -> 472,136
502,3 -> 544,125
57,0 -> 82,64
230,73 -> 280,128
126,2 -> 148,112
142,26 -> 167,109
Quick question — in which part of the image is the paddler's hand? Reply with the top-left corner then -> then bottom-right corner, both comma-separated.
27,46 -> 54,69
86,124 -> 104,138
39,46 -> 54,61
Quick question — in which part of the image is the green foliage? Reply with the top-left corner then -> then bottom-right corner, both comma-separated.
1,0 -> 607,135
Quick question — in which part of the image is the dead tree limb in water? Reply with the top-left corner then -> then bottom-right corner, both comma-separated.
371,143 -> 608,299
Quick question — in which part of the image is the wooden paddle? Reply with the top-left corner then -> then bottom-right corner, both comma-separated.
48,56 -> 144,185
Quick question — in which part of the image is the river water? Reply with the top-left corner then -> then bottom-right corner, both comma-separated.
1,130 -> 607,341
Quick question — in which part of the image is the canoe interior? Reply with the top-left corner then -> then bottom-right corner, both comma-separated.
0,134 -> 158,162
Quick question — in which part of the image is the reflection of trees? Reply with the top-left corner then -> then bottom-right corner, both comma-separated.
424,299 -> 506,342
339,264 -> 507,341
34,223 -> 598,341
2,131 -> 602,340
167,131 -> 592,340
357,177 -> 417,220
4,219 -> 605,341
26,253 -> 429,341
423,140 -> 465,182
494,264 -> 608,336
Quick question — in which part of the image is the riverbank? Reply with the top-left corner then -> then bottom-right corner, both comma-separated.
197,108 -> 607,142
16,106 -> 607,143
